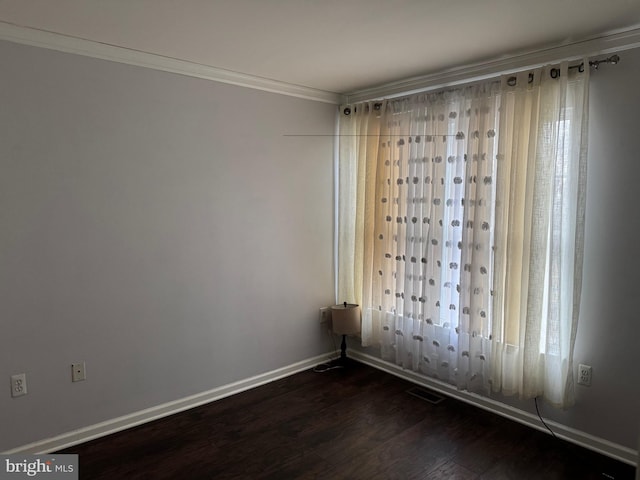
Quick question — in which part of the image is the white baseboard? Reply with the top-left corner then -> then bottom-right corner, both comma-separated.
2,353 -> 331,455
349,350 -> 638,467
6,351 -> 636,467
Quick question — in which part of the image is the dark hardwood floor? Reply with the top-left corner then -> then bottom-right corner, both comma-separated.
57,361 -> 636,479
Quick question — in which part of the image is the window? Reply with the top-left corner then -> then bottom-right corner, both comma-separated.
337,63 -> 589,408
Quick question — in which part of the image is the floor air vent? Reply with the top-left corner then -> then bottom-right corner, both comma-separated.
406,386 -> 446,404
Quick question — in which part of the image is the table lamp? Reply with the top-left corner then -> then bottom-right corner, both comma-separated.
331,302 -> 361,365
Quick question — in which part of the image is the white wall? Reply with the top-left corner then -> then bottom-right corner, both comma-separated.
2,37 -> 638,458
0,40 -> 336,451
565,44 -> 640,449
354,46 -> 640,453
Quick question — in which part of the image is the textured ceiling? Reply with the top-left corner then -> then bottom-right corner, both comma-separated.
1,0 -> 639,93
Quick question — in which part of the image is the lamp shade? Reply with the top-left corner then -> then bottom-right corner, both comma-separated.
331,303 -> 361,335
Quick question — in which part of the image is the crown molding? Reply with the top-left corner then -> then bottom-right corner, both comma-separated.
0,21 -> 343,105
345,25 -> 640,103
2,20 -> 638,106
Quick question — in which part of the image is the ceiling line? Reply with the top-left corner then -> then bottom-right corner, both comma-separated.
0,20 -> 344,105
345,25 -> 640,104
2,20 -> 639,107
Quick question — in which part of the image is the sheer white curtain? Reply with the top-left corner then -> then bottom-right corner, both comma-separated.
338,61 -> 589,407
338,84 -> 502,396
492,63 -> 589,407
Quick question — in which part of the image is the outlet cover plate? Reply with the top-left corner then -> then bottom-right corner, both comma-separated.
71,362 -> 86,382
578,364 -> 592,386
10,373 -> 27,397
319,307 -> 331,324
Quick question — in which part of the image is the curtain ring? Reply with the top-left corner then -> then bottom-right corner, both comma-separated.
550,68 -> 560,79
374,102 -> 382,111
507,76 -> 517,86
578,63 -> 585,73
343,107 -> 351,115
528,72 -> 534,84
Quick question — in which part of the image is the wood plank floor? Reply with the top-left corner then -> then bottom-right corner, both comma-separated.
57,361 -> 636,479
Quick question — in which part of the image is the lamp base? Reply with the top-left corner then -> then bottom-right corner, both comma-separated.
313,334 -> 356,372
336,334 -> 355,367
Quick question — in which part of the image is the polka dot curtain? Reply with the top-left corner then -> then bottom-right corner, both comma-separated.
338,62 -> 589,407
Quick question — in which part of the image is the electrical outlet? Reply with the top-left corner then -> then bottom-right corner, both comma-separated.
319,307 -> 331,324
577,364 -> 592,386
10,373 -> 27,398
71,362 -> 86,382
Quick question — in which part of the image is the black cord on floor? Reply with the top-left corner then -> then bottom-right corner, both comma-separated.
534,396 -> 558,439
313,324 -> 343,373
312,362 -> 344,373
534,397 -> 627,479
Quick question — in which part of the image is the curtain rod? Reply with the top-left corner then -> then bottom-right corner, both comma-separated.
343,54 -> 621,113
571,54 -> 620,71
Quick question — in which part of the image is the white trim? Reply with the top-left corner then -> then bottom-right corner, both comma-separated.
0,21 -> 343,105
4,350 -> 636,466
333,107 -> 340,303
3,21 -> 638,107
345,26 -> 640,103
349,350 -> 638,467
2,353 -> 331,455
